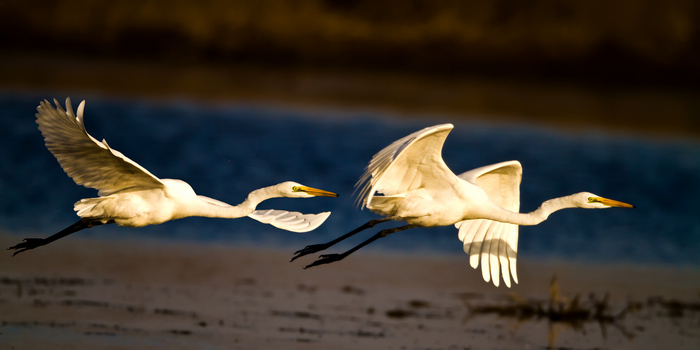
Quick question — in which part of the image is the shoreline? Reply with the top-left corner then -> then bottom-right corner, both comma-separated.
2,235 -> 698,299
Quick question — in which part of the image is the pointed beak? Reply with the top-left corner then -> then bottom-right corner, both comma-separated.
298,186 -> 339,197
592,197 -> 635,208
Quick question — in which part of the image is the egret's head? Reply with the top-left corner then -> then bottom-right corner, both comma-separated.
573,192 -> 634,209
279,181 -> 339,198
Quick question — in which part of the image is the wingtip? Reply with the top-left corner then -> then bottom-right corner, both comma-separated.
77,100 -> 86,123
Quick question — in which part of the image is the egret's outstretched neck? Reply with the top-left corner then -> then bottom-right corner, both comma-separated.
244,186 -> 284,209
485,195 -> 578,226
185,185 -> 285,219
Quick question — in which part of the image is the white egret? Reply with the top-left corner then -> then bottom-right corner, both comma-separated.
292,123 -> 633,287
8,98 -> 338,256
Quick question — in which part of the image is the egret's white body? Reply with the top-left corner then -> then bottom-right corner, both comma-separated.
294,124 -> 632,287
8,98 -> 338,256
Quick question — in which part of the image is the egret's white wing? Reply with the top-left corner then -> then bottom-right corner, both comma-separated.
37,98 -> 164,196
455,161 -> 522,287
248,210 -> 331,233
356,124 -> 457,208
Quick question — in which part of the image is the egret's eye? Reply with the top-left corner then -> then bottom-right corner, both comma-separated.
292,186 -> 301,192
588,197 -> 599,203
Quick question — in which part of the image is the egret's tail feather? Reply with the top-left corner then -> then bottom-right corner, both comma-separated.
74,197 -> 110,218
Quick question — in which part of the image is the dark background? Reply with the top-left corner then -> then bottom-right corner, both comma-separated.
2,0 -> 699,86
0,0 -> 698,136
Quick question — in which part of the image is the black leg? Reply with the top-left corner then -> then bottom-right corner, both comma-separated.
8,218 -> 113,256
290,216 -> 397,262
303,224 -> 417,269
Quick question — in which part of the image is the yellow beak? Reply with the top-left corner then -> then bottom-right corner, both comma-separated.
592,197 -> 635,208
297,186 -> 339,197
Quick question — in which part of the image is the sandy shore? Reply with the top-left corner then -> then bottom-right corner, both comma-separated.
1,233 -> 698,349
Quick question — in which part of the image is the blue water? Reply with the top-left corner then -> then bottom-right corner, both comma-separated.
1,92 -> 699,265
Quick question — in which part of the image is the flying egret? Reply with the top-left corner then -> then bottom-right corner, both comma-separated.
292,123 -> 633,287
8,98 -> 338,256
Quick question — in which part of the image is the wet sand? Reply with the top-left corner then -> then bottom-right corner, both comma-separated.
1,233 -> 698,349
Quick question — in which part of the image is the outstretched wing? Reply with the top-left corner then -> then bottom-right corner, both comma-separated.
248,210 -> 331,233
356,124 -> 457,208
455,161 -> 522,287
37,98 -> 164,196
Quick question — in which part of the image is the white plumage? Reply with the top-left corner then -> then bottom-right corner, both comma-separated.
8,98 -> 338,256
295,124 -> 633,287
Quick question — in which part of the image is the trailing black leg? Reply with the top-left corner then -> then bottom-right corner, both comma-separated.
303,224 -> 417,269
8,218 -> 114,256
291,216 -> 397,262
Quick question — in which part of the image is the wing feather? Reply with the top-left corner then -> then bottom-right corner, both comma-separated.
468,220 -> 490,268
355,124 -> 457,208
247,210 -> 331,233
488,224 -> 504,286
455,161 -> 522,287
37,98 -> 164,196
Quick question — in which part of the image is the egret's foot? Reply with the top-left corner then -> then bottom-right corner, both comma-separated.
8,238 -> 46,257
303,253 -> 346,269
291,244 -> 330,262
